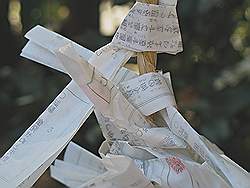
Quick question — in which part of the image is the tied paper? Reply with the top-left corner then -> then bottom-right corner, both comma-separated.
112,2 -> 183,54
107,141 -> 230,188
51,142 -> 106,187
3,12 -> 249,187
22,26 -> 133,80
21,25 -> 94,73
1,25 -> 136,188
119,72 -> 176,116
57,44 -> 186,150
52,142 -> 154,188
164,106 -> 250,188
88,43 -> 134,80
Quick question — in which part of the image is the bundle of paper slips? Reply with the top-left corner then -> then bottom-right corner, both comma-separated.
0,0 -> 249,187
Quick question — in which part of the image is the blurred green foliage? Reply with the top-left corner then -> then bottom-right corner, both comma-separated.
0,0 -> 250,187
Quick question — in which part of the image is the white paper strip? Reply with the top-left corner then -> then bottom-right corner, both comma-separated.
10,25 -> 135,187
0,81 -> 93,187
25,25 -> 94,60
103,141 -> 230,188
63,142 -> 105,173
52,143 -> 154,188
120,72 -> 176,116
56,43 -> 151,129
51,164 -> 83,188
57,44 -> 187,150
165,106 -> 250,188
112,2 -> 183,53
17,148 -> 63,188
88,43 -> 134,80
143,157 -> 230,188
21,41 -> 66,73
22,26 -> 133,81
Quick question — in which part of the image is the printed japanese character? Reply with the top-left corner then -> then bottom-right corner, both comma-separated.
125,90 -> 133,98
36,118 -> 43,126
126,35 -> 133,44
154,77 -> 162,85
54,99 -> 61,107
25,130 -> 32,137
154,41 -> 162,48
107,131 -> 114,139
141,24 -> 148,32
134,22 -> 141,31
133,37 -> 139,45
139,39 -> 146,47
149,25 -> 156,32
136,8 -> 142,15
172,25 -> 180,34
114,32 -> 120,40
170,40 -> 177,48
119,33 -> 126,41
30,124 -> 39,133
148,79 -> 155,87
19,137 -> 26,144
151,9 -> 159,17
163,40 -> 170,48
130,8 -> 136,14
128,21 -> 134,28
48,105 -> 56,113
140,82 -> 148,91
147,40 -> 154,48
149,18 -> 157,22
157,25 -> 164,32
132,86 -> 141,95
142,9 -> 151,17
164,25 -> 173,33
121,19 -> 128,30
167,10 -> 176,18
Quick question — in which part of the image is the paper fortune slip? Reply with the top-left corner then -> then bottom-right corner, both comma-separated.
1,0 -> 250,188
112,2 -> 183,54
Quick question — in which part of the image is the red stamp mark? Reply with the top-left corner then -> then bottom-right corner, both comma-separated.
166,157 -> 185,174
